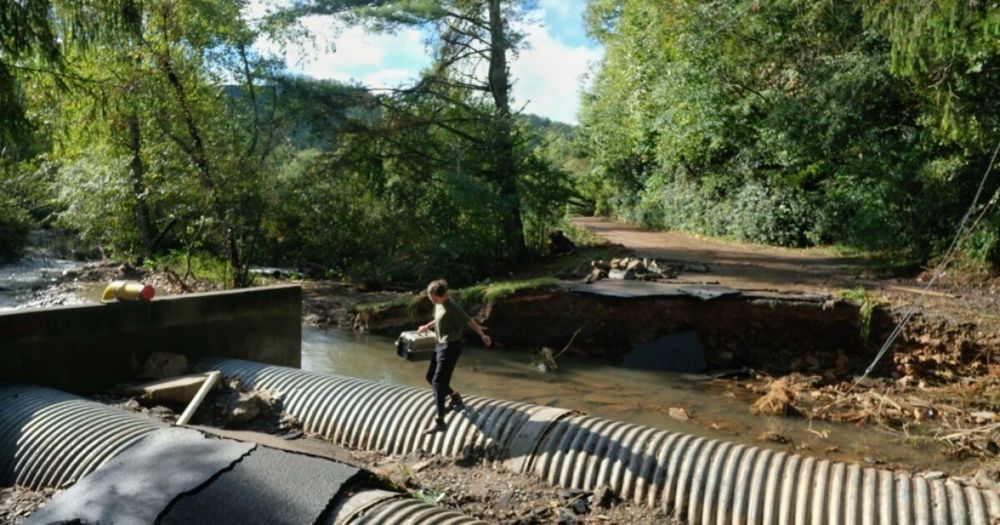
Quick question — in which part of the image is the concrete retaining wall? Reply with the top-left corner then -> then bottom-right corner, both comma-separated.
0,286 -> 301,393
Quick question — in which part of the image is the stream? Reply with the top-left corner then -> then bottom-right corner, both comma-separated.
0,248 -> 84,312
303,326 -> 970,476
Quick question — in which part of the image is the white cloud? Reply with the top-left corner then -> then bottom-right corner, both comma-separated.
510,22 -> 603,123
360,68 -> 422,89
249,2 -> 602,123
254,14 -> 430,88
538,0 -> 574,20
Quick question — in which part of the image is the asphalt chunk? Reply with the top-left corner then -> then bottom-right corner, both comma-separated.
160,446 -> 360,525
25,427 -> 255,525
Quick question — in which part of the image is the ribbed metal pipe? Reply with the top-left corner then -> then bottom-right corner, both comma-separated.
200,358 -> 569,464
202,359 -> 1000,524
329,489 -> 487,524
0,385 -> 163,489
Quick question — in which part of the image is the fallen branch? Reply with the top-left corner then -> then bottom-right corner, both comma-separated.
553,324 -> 587,360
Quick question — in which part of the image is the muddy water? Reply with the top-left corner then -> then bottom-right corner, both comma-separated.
303,326 -> 971,475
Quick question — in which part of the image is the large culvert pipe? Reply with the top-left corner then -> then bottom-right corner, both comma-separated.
326,489 -> 487,524
201,359 -> 1000,525
0,385 -> 164,489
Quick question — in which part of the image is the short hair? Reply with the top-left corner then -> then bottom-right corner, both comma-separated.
426,279 -> 448,297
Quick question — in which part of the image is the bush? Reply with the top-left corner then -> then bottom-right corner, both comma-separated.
0,196 -> 32,262
633,176 -> 817,247
726,183 -> 817,247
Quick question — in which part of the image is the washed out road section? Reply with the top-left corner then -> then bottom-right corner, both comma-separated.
25,427 -> 254,525
160,446 -> 359,525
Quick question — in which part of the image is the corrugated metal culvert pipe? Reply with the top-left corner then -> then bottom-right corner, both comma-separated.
0,384 -> 164,489
202,359 -> 1000,524
327,489 -> 487,524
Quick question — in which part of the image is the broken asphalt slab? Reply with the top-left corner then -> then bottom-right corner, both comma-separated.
573,279 -> 741,300
160,446 -> 359,525
25,427 -> 255,525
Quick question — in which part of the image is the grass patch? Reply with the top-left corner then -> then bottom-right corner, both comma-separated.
560,221 -> 606,246
839,287 -> 878,343
145,251 -> 232,287
454,277 -> 561,307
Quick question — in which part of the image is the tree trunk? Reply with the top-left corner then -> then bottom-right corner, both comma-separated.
127,114 -> 153,262
487,0 -> 525,262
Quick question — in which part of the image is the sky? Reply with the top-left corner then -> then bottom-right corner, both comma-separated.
247,1 -> 602,124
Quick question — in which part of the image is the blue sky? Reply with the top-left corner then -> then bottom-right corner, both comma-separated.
248,1 -> 602,124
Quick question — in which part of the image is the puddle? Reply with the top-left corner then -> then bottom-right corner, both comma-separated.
303,326 -> 972,475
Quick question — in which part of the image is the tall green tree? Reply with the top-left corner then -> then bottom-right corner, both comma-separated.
580,0 -> 999,266
283,0 -> 535,263
25,0 -> 295,285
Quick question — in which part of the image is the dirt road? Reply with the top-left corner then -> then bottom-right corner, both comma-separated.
573,217 -> 866,294
573,216 -> 1000,326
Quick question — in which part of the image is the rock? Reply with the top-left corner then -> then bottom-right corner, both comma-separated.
585,268 -> 608,284
126,374 -> 211,406
607,269 -> 635,280
625,259 -> 642,272
569,497 -> 589,515
139,352 -> 189,380
225,391 -> 270,427
556,508 -> 579,524
593,484 -> 619,509
668,407 -> 690,422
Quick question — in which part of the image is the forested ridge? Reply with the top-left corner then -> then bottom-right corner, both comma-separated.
1,0 -> 998,287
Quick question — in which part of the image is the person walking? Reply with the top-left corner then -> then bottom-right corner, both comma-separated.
417,279 -> 491,434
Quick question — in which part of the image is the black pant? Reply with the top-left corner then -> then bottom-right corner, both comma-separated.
425,341 -> 463,419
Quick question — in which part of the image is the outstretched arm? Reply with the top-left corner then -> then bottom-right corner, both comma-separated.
418,320 -> 436,333
467,319 -> 492,347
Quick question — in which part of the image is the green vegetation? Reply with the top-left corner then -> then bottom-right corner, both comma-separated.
352,277 -> 561,314
839,288 -> 879,343
453,277 -> 561,307
0,0 -> 572,286
1,1 -> 998,286
579,0 -> 1000,272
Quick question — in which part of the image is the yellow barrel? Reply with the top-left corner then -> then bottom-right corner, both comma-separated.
101,281 -> 156,303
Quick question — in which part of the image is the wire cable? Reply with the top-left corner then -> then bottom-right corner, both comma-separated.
854,140 -> 1000,384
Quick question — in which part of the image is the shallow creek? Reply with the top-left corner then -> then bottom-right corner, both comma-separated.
0,252 -> 82,311
303,326 -> 971,476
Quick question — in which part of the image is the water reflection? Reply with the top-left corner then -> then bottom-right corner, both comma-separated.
303,325 -> 968,475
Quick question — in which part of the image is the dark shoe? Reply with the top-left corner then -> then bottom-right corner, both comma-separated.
446,391 -> 464,411
422,417 -> 447,435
